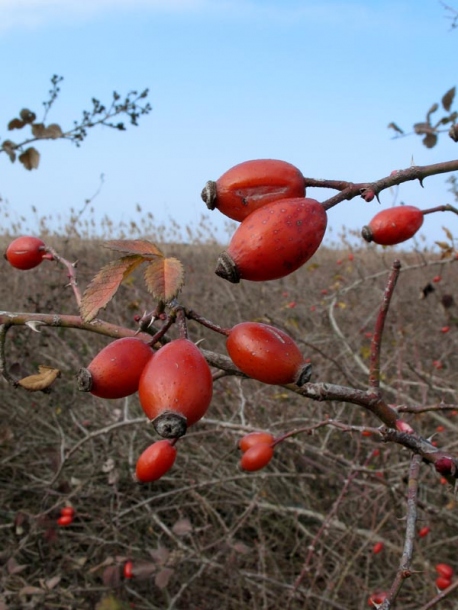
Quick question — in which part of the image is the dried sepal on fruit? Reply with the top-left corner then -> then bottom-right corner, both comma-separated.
201,159 -> 306,221
226,322 -> 311,385
215,197 -> 327,283
361,205 -> 424,246
77,337 -> 153,399
138,339 -> 213,438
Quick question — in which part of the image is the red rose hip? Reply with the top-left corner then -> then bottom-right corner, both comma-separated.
5,235 -> 49,270
78,337 -> 153,399
215,197 -> 327,282
227,322 -> 312,385
361,205 -> 424,246
139,338 -> 213,438
201,159 -> 305,221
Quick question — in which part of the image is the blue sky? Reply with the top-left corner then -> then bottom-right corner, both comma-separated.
0,0 -> 457,247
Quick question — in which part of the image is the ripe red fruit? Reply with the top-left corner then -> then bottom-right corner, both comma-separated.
78,337 -> 153,399
418,526 -> 431,538
139,339 -> 213,438
436,563 -> 454,579
435,457 -> 454,476
435,576 -> 452,590
60,507 -> 75,518
433,275 -> 442,283
226,322 -> 312,386
372,542 -> 384,554
215,197 -> 327,283
361,205 -> 424,246
441,326 -> 450,334
240,443 -> 274,471
201,159 -> 305,222
239,431 -> 275,453
57,514 -> 73,526
135,440 -> 177,483
367,591 -> 388,606
123,561 -> 134,579
4,236 -> 49,270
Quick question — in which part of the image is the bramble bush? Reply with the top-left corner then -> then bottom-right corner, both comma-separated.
1,77 -> 458,610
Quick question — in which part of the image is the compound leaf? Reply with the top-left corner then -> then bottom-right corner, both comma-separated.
144,257 -> 184,303
105,239 -> 164,258
81,255 -> 144,322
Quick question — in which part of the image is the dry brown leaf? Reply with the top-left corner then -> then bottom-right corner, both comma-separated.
442,87 -> 456,112
18,365 -> 61,392
148,545 -> 169,564
8,118 -> 25,130
7,556 -> 28,575
2,139 -> 17,162
44,575 -> 61,590
18,585 -> 43,597
19,146 -> 40,170
144,257 -> 184,302
105,239 -> 164,258
80,255 -> 144,322
102,565 -> 121,589
31,123 -> 63,139
19,108 -> 36,123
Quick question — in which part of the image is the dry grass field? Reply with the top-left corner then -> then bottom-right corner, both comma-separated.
1,213 -> 458,609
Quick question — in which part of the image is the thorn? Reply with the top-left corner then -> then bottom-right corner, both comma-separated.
376,193 -> 381,204
25,320 -> 46,333
418,178 -> 424,188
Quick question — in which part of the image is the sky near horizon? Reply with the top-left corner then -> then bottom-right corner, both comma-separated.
0,0 -> 457,247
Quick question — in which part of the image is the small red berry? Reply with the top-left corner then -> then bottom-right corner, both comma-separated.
361,205 -> 424,246
139,339 -> 213,438
372,542 -> 384,554
57,514 -> 73,526
368,591 -> 388,606
5,235 -> 49,270
78,337 -> 154,399
432,360 -> 443,369
226,322 -> 311,386
215,198 -> 327,283
433,275 -> 442,283
240,443 -> 274,471
135,440 -> 177,483
124,561 -> 134,579
395,419 -> 414,434
60,507 -> 75,518
239,432 -> 275,453
201,159 -> 306,221
436,563 -> 454,579
418,526 -> 431,538
441,326 -> 450,334
435,576 -> 452,590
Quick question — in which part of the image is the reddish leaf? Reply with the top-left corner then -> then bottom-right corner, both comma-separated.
442,87 -> 456,112
102,564 -> 121,588
80,255 -> 144,322
155,567 -> 174,589
148,545 -> 169,564
131,561 -> 156,580
105,239 -> 163,258
144,257 -> 184,302
172,518 -> 192,536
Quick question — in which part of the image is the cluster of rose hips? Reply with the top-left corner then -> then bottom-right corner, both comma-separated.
200,159 -> 436,287
56,506 -> 75,527
435,562 -> 454,591
76,317 -> 312,482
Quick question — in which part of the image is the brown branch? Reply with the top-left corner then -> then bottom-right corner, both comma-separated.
382,454 -> 422,608
312,159 -> 458,210
369,260 -> 401,388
